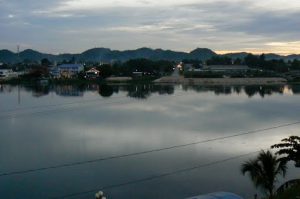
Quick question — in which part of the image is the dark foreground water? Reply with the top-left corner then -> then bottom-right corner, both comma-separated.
0,83 -> 300,199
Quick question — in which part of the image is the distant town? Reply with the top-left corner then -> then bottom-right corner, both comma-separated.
0,47 -> 300,84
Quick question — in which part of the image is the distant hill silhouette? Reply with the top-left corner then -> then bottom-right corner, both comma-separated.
0,47 -> 299,63
0,50 -> 19,63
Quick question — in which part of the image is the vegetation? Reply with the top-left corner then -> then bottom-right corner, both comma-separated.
274,183 -> 300,199
81,59 -> 175,78
271,136 -> 300,168
242,136 -> 300,199
184,71 -> 223,78
206,56 -> 232,65
3,51 -> 300,82
206,53 -> 300,73
241,150 -> 287,199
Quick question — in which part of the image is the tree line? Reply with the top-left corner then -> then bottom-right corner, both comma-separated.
204,54 -> 300,73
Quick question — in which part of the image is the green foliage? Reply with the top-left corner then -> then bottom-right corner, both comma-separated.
274,184 -> 300,199
290,59 -> 300,70
244,54 -> 289,73
184,71 -> 223,78
241,150 -> 287,199
206,56 -> 232,65
21,67 -> 49,79
41,58 -> 51,67
97,64 -> 113,78
233,58 -> 242,65
271,136 -> 300,167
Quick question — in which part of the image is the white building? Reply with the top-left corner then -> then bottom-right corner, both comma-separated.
0,69 -> 16,79
202,65 -> 249,72
57,64 -> 84,78
85,68 -> 100,79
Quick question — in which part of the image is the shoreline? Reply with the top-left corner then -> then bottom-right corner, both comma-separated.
0,77 -> 292,86
154,77 -> 287,85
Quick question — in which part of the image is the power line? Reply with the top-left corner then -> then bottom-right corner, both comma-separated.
49,150 -> 262,199
0,121 -> 298,177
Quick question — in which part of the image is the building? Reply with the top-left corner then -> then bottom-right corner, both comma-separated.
184,63 -> 204,72
85,68 -> 100,79
0,69 -> 16,79
49,68 -> 61,78
58,64 -> 84,78
203,65 -> 249,72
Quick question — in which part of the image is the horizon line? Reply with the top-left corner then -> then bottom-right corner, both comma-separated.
1,47 -> 299,56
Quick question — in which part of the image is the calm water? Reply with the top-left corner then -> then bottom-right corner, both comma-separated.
0,83 -> 300,199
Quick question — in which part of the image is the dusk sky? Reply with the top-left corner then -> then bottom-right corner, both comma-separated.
0,0 -> 299,55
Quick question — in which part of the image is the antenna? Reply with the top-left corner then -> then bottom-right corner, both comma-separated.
17,45 -> 20,62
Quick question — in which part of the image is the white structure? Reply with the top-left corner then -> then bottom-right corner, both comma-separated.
58,64 -> 84,78
0,69 -> 16,79
185,192 -> 243,199
49,68 -> 60,78
85,67 -> 100,79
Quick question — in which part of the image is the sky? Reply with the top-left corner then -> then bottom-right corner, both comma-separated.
0,0 -> 300,55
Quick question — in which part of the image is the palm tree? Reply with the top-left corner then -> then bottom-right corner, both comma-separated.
241,150 -> 287,199
271,136 -> 300,167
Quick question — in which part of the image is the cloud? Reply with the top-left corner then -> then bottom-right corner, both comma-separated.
1,0 -> 300,54
7,14 -> 15,18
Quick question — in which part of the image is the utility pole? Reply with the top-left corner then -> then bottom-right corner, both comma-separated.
17,45 -> 20,61
17,45 -> 21,105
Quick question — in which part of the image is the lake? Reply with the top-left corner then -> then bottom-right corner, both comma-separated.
0,83 -> 300,199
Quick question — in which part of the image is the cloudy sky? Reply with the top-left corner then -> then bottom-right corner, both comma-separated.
0,0 -> 299,54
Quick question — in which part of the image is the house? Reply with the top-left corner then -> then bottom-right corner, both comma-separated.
49,68 -> 60,78
58,64 -> 84,78
184,63 -> 204,72
0,69 -> 16,79
85,67 -> 100,79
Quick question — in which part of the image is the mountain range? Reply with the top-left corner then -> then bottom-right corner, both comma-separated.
0,47 -> 299,64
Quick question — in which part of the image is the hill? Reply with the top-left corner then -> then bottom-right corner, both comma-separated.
0,47 -> 299,64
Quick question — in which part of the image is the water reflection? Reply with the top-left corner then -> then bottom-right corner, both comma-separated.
0,83 -> 300,199
0,83 -> 299,99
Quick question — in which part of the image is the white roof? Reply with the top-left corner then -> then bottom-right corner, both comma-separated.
204,65 -> 249,70
185,192 -> 244,199
58,64 -> 83,68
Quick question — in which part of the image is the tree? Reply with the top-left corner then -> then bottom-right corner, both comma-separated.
271,136 -> 300,168
97,64 -> 113,78
233,58 -> 242,65
244,54 -> 261,68
206,56 -> 232,65
41,58 -> 51,67
241,150 -> 287,199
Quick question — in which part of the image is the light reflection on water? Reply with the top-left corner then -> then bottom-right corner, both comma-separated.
0,84 -> 300,199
